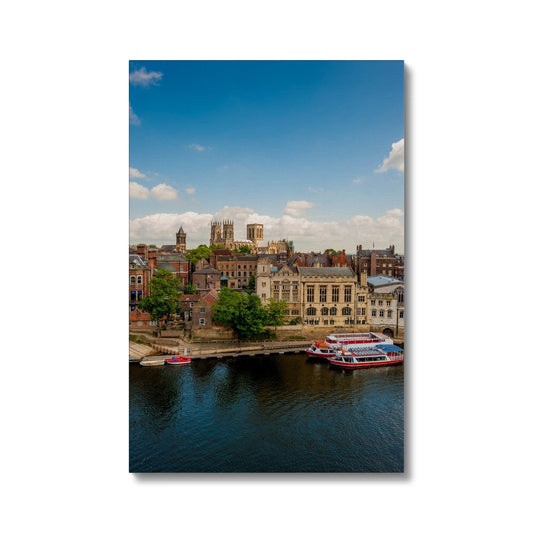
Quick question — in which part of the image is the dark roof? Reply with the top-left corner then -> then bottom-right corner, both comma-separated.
193,268 -> 220,275
177,226 -> 185,234
297,267 -> 355,277
357,249 -> 395,258
159,245 -> 175,253
157,253 -> 188,261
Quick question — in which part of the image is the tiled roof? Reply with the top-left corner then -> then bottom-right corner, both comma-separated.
298,267 -> 355,277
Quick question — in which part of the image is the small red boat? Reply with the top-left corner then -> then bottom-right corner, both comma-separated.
165,356 -> 191,365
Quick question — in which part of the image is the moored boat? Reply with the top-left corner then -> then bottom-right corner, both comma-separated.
306,332 -> 393,359
165,356 -> 191,365
139,359 -> 165,367
327,344 -> 404,370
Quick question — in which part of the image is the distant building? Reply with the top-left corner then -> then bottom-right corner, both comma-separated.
355,244 -> 403,279
191,289 -> 219,329
174,226 -> 187,253
192,267 -> 221,293
155,253 -> 191,287
366,275 -> 404,338
129,254 -> 152,312
214,253 -> 258,290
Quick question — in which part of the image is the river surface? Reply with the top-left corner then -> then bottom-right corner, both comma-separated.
129,353 -> 404,472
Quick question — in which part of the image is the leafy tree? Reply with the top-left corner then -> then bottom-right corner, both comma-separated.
236,244 -> 252,254
137,269 -> 183,336
264,298 -> 287,326
186,244 -> 212,266
244,274 -> 256,294
209,244 -> 225,250
212,288 -> 267,340
184,282 -> 196,294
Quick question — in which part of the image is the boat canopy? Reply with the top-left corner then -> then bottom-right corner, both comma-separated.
377,344 -> 403,352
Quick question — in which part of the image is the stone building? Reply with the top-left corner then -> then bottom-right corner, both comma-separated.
174,226 -> 187,253
366,275 -> 404,338
256,257 -> 369,328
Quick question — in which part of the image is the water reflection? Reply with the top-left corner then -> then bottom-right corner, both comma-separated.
130,353 -> 404,472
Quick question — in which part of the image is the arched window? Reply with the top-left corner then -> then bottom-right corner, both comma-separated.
330,307 -> 337,316
130,276 -> 136,284
342,307 -> 352,316
306,307 -> 317,316
397,290 -> 404,303
321,307 -> 328,316
137,275 -> 142,284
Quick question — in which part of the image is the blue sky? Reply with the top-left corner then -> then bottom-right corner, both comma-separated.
129,60 -> 404,252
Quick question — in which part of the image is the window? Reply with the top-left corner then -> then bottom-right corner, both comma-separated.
358,295 -> 365,302
371,310 -> 377,317
387,301 -> 391,307
306,307 -> 317,316
291,310 -> 299,316
137,275 -> 142,284
357,308 -> 366,315
379,310 -> 384,317
292,293 -> 298,303
387,310 -> 392,318
199,318 -> 206,326
399,311 -> 404,318
321,307 -> 328,316
262,293 -> 267,299
292,283 -> 298,291
199,307 -> 206,314
332,286 -> 339,302
307,285 -> 315,303
342,307 -> 351,316
130,276 -> 136,284
319,286 -> 327,302
371,300 -> 376,306
282,290 -> 290,301
344,286 -> 352,302
330,307 -> 337,316
378,300 -> 383,306
398,292 -> 404,303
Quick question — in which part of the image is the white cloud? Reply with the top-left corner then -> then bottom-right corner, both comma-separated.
375,138 -> 404,173
129,167 -> 147,180
150,183 -> 178,201
129,67 -> 163,87
188,144 -> 207,152
129,103 -> 140,125
130,182 -> 150,200
185,187 -> 196,194
283,200 -> 315,217
353,178 -> 362,184
129,205 -> 404,253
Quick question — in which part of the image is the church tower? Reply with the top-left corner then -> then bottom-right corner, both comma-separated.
174,226 -> 187,253
247,223 -> 264,246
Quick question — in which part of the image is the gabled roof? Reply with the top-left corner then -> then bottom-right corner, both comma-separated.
177,226 -> 185,234
193,268 -> 220,275
158,245 -> 176,253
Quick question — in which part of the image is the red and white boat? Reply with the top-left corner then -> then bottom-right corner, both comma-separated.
165,356 -> 191,365
306,332 -> 393,359
327,344 -> 404,370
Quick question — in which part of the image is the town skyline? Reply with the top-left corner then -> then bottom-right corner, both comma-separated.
129,61 -> 404,253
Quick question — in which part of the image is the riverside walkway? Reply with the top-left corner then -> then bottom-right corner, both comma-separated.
145,339 -> 310,360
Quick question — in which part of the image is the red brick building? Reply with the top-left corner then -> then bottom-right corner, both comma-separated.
129,254 -> 152,312
155,253 -> 191,287
191,289 -> 219,329
213,253 -> 258,290
355,245 -> 404,279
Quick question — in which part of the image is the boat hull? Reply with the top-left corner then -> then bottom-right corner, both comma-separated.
328,358 -> 403,370
140,360 -> 165,367
166,357 -> 191,365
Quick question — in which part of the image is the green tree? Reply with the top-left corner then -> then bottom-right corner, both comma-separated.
137,269 -> 183,336
186,244 -> 213,266
235,244 -> 252,254
244,274 -> 256,294
184,282 -> 196,294
212,287 -> 267,340
264,298 -> 287,326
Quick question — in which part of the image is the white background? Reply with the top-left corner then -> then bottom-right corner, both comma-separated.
2,1 -> 531,531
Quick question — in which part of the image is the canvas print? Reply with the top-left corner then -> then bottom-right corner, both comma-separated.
129,60 -> 405,472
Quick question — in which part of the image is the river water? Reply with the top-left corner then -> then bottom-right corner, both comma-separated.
129,353 -> 404,473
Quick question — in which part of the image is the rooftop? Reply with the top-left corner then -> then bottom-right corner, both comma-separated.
298,266 -> 355,277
